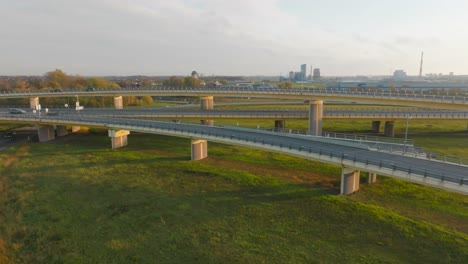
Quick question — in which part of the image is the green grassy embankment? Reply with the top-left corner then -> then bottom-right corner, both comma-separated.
0,131 -> 467,263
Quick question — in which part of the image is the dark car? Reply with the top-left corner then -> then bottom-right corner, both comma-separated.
4,132 -> 15,138
85,87 -> 96,92
9,108 -> 26,114
50,88 -> 62,92
46,111 -> 59,116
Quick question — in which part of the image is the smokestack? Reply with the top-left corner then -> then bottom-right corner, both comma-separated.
419,52 -> 424,78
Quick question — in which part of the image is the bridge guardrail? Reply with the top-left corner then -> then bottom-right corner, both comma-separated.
2,87 -> 468,106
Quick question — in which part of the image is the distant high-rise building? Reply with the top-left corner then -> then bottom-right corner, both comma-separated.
300,64 -> 307,81
294,72 -> 301,81
393,70 -> 407,79
289,71 -> 295,81
313,68 -> 321,80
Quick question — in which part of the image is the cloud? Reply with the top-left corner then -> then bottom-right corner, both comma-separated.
0,0 -> 467,76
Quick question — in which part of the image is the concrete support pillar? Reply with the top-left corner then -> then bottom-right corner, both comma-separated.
274,120 -> 286,131
191,139 -> 208,161
384,121 -> 395,137
308,100 -> 323,136
114,96 -> 123,109
38,126 -> 55,142
200,96 -> 214,110
71,126 -> 81,133
367,172 -> 377,184
340,167 -> 360,195
30,97 -> 39,110
108,129 -> 130,149
200,96 -> 214,126
56,125 -> 68,137
200,120 -> 214,126
371,121 -> 381,133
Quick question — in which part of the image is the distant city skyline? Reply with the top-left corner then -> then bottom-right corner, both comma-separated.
1,0 -> 468,76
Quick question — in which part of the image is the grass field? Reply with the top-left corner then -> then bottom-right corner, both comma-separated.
1,126 -> 467,263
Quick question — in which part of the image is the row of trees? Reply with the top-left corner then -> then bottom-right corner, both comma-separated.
162,76 -> 203,87
0,69 -> 153,107
0,69 -> 120,91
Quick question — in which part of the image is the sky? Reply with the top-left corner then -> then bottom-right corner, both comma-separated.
1,0 -> 468,77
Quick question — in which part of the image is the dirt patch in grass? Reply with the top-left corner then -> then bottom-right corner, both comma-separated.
3,145 -> 29,168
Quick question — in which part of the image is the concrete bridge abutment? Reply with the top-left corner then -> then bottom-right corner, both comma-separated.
108,129 -> 130,149
114,96 -> 124,109
368,172 -> 377,184
200,96 -> 214,126
371,121 -> 381,133
274,120 -> 286,131
308,100 -> 323,136
200,120 -> 214,126
384,121 -> 395,137
38,126 -> 55,142
30,97 -> 39,110
56,125 -> 68,137
341,167 -> 360,195
191,139 -> 208,160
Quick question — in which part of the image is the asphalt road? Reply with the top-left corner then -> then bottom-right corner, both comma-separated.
13,114 -> 466,182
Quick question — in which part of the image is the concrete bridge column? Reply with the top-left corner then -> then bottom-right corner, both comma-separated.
384,121 -> 395,137
341,167 -> 360,195
200,96 -> 214,110
71,126 -> 81,133
191,139 -> 208,160
371,121 -> 381,133
38,126 -> 55,142
308,100 -> 323,136
200,96 -> 214,126
30,97 -> 39,110
367,172 -> 377,184
56,125 -> 68,137
114,96 -> 124,109
274,120 -> 286,132
200,120 -> 214,126
108,129 -> 130,149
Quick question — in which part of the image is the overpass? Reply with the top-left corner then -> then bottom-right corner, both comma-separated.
57,108 -> 468,121
2,86 -> 468,110
1,113 -> 467,195
4,86 -> 468,137
12,107 -> 466,137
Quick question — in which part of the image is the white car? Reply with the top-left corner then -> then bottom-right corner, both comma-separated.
9,108 -> 26,114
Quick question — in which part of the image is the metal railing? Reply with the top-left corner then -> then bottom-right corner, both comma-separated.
1,87 -> 468,106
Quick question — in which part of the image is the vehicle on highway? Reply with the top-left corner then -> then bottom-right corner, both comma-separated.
3,132 -> 15,138
50,88 -> 62,92
9,108 -> 26,114
85,87 -> 96,91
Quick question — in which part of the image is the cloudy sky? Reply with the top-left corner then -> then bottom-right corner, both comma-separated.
1,0 -> 467,76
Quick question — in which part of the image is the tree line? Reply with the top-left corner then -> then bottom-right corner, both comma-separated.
0,69 -> 153,107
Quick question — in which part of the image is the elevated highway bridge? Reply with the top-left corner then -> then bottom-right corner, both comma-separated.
0,113 -> 467,195
2,86 -> 468,110
1,87 -> 467,195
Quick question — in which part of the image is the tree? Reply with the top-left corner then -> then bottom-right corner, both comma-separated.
163,76 -> 184,87
45,69 -> 68,88
278,82 -> 292,89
